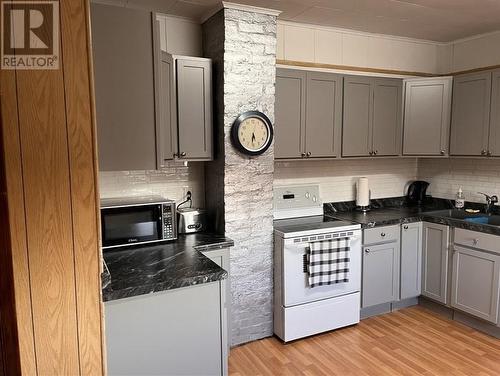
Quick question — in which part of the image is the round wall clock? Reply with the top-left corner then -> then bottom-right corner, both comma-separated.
231,111 -> 274,156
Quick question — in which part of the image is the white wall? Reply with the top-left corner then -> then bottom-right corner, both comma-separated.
274,158 -> 418,203
277,21 -> 500,75
418,158 -> 500,204
277,21 -> 445,74
451,31 -> 500,72
99,162 -> 206,207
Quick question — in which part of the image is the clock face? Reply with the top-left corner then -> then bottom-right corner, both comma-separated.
237,117 -> 269,152
231,111 -> 273,156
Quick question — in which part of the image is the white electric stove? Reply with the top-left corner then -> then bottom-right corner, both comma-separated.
273,185 -> 362,342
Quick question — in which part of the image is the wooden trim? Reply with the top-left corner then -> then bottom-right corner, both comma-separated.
60,0 -> 104,374
277,59 -> 500,77
450,64 -> 500,76
0,58 -> 37,376
276,59 -> 435,77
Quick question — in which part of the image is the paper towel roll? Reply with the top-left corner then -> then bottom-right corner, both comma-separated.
356,177 -> 370,207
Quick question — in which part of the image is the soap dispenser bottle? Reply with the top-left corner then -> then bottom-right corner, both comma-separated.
455,187 -> 465,209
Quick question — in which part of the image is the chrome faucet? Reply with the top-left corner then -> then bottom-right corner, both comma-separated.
478,192 -> 498,214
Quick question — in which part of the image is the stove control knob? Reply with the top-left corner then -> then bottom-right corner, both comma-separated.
312,195 -> 317,202
305,192 -> 310,199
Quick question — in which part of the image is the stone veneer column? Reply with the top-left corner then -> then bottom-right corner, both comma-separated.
203,5 -> 277,346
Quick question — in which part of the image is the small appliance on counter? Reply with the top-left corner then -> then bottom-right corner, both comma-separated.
406,180 -> 430,206
356,177 -> 370,212
100,195 -> 177,249
177,191 -> 208,234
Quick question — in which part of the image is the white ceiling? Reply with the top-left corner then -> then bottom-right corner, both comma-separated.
126,0 -> 500,42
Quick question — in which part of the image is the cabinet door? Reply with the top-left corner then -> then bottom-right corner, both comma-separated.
92,4 -> 157,171
157,52 -> 176,165
275,69 -> 306,158
488,70 -> 500,156
362,242 -> 400,307
403,78 -> 452,156
305,72 -> 342,158
372,78 -> 402,156
105,283 -> 222,376
451,246 -> 500,324
450,72 -> 491,156
176,58 -> 213,160
400,222 -> 422,299
422,222 -> 449,304
342,76 -> 372,157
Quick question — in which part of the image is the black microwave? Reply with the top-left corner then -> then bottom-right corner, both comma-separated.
100,196 -> 177,249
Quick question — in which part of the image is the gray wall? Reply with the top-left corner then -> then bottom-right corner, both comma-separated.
203,8 -> 277,346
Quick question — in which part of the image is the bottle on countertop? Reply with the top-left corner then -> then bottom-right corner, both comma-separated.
455,187 -> 465,209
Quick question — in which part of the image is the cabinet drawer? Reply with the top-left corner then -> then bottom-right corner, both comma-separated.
364,225 -> 400,245
454,229 -> 500,255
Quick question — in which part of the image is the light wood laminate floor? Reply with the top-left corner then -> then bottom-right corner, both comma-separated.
229,306 -> 500,375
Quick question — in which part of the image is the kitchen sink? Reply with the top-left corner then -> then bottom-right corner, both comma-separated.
426,210 -> 500,227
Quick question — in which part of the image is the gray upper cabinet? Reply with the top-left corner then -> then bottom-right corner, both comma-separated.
403,77 -> 452,156
275,69 -> 306,159
422,222 -> 450,304
343,76 -> 372,157
342,76 -> 402,157
372,79 -> 402,156
450,72 -> 492,156
488,70 -> 500,157
92,4 -> 158,171
305,72 -> 342,158
157,52 -> 175,165
400,222 -> 422,299
451,245 -> 500,324
275,69 -> 342,159
175,57 -> 213,160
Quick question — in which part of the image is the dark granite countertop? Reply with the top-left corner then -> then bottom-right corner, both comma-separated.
324,197 -> 500,236
102,233 -> 234,302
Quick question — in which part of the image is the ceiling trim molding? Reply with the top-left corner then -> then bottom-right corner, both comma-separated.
201,1 -> 281,23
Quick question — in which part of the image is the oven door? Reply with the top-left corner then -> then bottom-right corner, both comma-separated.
282,231 -> 361,307
101,204 -> 163,248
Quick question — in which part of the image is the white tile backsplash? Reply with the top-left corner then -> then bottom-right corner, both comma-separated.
274,158 -> 418,203
99,161 -> 205,207
418,158 -> 500,203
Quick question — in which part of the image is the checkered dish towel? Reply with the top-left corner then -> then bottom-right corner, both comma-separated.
307,238 -> 350,288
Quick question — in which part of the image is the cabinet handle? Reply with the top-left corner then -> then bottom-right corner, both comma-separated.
487,151 -> 492,157
306,152 -> 311,157
365,249 -> 370,254
374,150 -> 378,155
369,151 -> 374,156
180,152 -> 187,157
301,152 -> 306,157
472,239 -> 479,246
481,150 -> 487,155
440,150 -> 445,155
381,232 -> 386,237
403,225 -> 409,230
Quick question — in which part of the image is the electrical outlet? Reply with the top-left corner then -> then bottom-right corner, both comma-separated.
182,187 -> 192,200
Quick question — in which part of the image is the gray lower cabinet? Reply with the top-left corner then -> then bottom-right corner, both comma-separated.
362,226 -> 400,308
400,222 -> 422,299
421,222 -> 450,304
275,69 -> 342,159
451,245 -> 500,324
92,3 -> 158,171
201,248 -> 230,376
450,71 -> 492,156
105,282 -> 224,376
342,76 -> 402,157
403,77 -> 452,156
